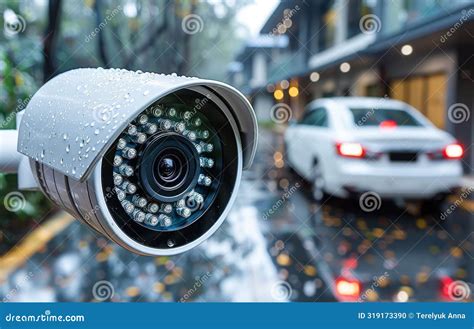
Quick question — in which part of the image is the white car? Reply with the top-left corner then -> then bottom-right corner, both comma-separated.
284,97 -> 463,201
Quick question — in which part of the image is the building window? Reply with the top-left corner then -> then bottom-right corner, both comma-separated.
347,0 -> 377,38
365,83 -> 384,97
389,73 -> 447,129
382,0 -> 471,35
319,0 -> 337,50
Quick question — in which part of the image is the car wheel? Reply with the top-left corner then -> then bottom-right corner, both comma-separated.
311,161 -> 326,201
420,193 -> 450,214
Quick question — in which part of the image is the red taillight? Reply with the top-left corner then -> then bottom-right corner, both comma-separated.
336,142 -> 365,158
440,276 -> 453,300
335,277 -> 361,301
379,120 -> 397,129
443,143 -> 463,159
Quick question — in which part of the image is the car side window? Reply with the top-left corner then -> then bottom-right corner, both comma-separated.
300,107 -> 328,127
299,112 -> 311,125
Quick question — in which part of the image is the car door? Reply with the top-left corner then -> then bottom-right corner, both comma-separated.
297,107 -> 332,179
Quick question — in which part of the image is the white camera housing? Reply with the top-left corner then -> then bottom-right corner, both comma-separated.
16,68 -> 257,256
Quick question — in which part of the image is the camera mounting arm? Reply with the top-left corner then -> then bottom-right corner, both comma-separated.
0,111 -> 38,190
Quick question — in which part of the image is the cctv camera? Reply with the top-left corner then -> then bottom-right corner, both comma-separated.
13,68 -> 257,256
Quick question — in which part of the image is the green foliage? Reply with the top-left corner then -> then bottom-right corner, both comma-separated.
0,2 -> 52,252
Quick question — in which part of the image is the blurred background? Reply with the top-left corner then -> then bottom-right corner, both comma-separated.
0,0 -> 473,302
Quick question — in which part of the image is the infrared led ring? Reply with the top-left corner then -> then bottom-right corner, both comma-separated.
111,103 -> 219,232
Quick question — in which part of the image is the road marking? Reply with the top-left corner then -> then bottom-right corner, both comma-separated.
0,211 -> 74,281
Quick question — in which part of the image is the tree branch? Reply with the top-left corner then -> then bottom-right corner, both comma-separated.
43,0 -> 62,82
93,0 -> 109,68
123,0 -> 170,69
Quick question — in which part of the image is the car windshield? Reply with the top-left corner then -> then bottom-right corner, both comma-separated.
350,108 -> 423,127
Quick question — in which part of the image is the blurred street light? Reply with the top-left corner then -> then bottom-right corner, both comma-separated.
267,84 -> 275,93
274,89 -> 284,100
401,44 -> 413,56
310,72 -> 320,82
289,86 -> 299,97
339,62 -> 351,73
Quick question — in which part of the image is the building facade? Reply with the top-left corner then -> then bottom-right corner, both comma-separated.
232,0 -> 474,173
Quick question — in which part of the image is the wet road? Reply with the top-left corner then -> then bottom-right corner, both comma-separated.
1,128 -> 472,302
258,129 -> 473,302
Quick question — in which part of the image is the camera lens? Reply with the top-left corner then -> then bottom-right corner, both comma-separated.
158,157 -> 177,180
139,133 -> 199,202
152,146 -> 188,190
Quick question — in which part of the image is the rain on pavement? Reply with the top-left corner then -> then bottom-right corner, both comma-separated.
1,129 -> 472,302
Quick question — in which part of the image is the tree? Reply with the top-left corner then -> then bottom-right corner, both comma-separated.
85,0 -> 249,79
43,0 -> 62,82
